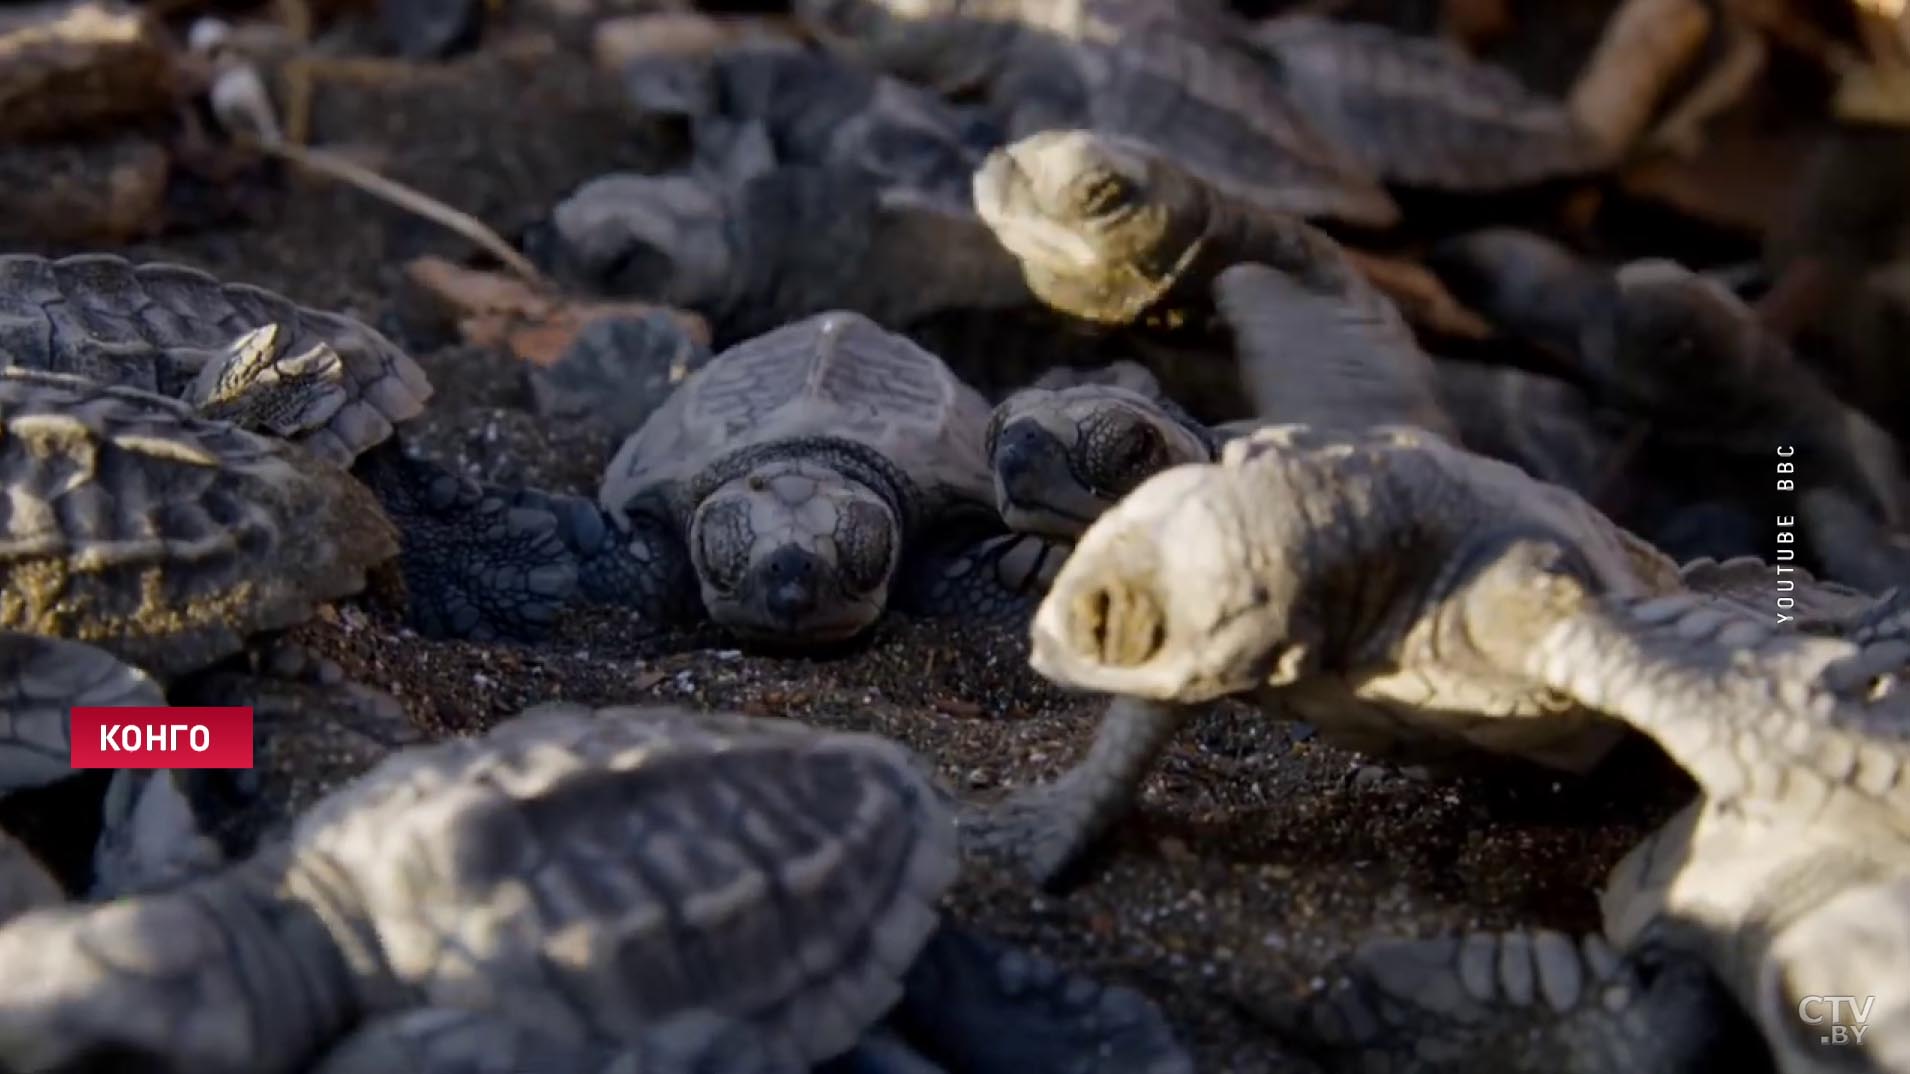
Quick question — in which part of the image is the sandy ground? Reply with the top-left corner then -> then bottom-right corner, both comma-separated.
9,5 -> 1711,1069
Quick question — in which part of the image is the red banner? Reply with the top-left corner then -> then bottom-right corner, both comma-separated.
69,707 -> 255,769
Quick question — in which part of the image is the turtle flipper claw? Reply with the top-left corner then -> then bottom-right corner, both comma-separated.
353,443 -> 579,641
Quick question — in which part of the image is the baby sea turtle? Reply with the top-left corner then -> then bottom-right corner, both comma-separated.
970,127 -> 1486,346
1246,14 -> 1611,191
793,0 -> 1399,229
1432,231 -> 1910,558
518,311 -> 1068,645
0,369 -> 396,684
622,42 -> 1001,212
0,704 -> 1192,1074
977,424 -> 1880,884
545,164 -> 1035,346
984,246 -> 1456,539
1274,583 -> 1910,1073
0,253 -> 575,641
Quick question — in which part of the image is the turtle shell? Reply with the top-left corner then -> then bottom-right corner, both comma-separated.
0,370 -> 398,680
287,704 -> 960,1066
0,254 -> 431,465
599,310 -> 993,529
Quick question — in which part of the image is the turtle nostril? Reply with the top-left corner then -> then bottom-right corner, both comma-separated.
1070,583 -> 1164,667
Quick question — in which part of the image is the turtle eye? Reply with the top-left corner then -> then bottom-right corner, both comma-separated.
1081,412 -> 1167,497
837,500 -> 896,593
696,500 -> 754,593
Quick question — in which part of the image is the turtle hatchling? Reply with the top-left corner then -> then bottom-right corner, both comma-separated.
0,704 -> 1192,1074
0,369 -> 397,684
519,310 -> 1069,645
971,126 -> 1483,349
984,239 -> 1458,538
0,253 -> 577,641
974,423 -> 1884,884
794,0 -> 1400,229
622,41 -> 1002,212
1246,14 -> 1612,191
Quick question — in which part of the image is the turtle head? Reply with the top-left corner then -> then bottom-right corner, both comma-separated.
1597,259 -> 1763,413
690,460 -> 901,642
1026,447 -> 1321,703
548,173 -> 735,307
974,130 -> 1212,324
985,378 -> 1213,539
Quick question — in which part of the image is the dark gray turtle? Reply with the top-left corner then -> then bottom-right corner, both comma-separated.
623,42 -> 1003,213
0,704 -> 1191,1074
971,127 -> 1478,344
0,253 -> 576,642
792,0 -> 1400,229
1431,229 -> 1910,569
980,233 -> 1457,542
544,164 -> 1037,346
1246,14 -> 1612,191
974,423 -> 1879,885
1269,574 -> 1910,1073
985,362 -> 1226,539
518,311 -> 1068,646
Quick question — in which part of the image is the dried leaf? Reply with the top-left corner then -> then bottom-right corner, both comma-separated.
404,255 -> 711,367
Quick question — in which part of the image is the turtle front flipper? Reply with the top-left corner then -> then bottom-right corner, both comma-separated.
184,323 -> 351,439
898,514 -> 1071,625
1271,929 -> 1748,1074
0,853 -> 357,1074
882,924 -> 1192,1074
0,632 -> 161,794
1454,541 -> 1910,829
959,697 -> 1194,890
0,828 -> 60,927
310,1007 -> 809,1074
506,487 -> 702,628
1213,258 -> 1458,440
350,442 -> 579,641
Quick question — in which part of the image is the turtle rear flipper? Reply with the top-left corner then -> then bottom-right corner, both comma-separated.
884,925 -> 1192,1074
1272,929 -> 1750,1074
185,323 -> 351,439
0,632 -> 161,795
351,443 -> 579,642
